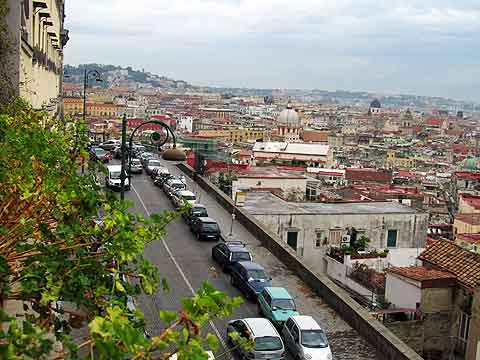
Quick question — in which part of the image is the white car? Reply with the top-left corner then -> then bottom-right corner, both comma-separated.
282,315 -> 332,360
105,165 -> 130,191
172,190 -> 197,208
146,159 -> 162,175
100,139 -> 121,151
169,351 -> 214,359
163,178 -> 186,198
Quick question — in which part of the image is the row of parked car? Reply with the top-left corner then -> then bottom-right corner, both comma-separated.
138,153 -> 334,360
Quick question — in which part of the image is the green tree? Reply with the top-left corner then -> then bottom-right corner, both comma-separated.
0,99 -> 242,359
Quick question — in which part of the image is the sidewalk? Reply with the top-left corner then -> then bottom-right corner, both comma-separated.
164,161 -> 379,360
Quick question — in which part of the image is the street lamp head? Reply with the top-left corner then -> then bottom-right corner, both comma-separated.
162,147 -> 186,162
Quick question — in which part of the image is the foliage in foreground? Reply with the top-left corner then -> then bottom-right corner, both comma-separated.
0,99 -> 242,359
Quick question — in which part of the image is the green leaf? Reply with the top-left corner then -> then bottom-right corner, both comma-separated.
205,333 -> 219,351
115,280 -> 126,293
159,310 -> 177,324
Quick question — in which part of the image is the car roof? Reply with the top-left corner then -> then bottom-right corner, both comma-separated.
243,318 -> 279,337
192,204 -> 206,208
93,147 -> 105,151
264,287 -> 292,299
290,315 -> 322,330
237,261 -> 264,271
196,217 -> 217,223
170,179 -> 185,184
107,165 -> 122,171
226,243 -> 249,252
148,159 -> 161,163
178,190 -> 195,196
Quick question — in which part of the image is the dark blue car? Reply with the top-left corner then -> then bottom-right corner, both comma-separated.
230,261 -> 272,300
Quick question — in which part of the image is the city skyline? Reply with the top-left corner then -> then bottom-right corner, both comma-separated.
65,0 -> 480,102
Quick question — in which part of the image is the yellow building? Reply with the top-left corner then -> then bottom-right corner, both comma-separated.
197,128 -> 265,143
386,150 -> 416,169
4,0 -> 68,114
64,97 -> 120,117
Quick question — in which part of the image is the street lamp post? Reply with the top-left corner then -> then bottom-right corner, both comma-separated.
229,211 -> 236,237
119,118 -> 186,200
81,66 -> 102,173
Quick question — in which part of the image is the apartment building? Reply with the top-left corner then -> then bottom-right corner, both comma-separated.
4,0 -> 68,113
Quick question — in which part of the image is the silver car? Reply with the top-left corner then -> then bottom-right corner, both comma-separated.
129,158 -> 143,174
282,316 -> 332,360
227,318 -> 285,359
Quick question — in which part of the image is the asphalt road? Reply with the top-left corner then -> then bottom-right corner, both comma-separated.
111,158 -> 378,360
121,165 -> 286,359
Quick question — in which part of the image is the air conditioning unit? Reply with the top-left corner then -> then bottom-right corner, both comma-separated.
342,235 -> 351,244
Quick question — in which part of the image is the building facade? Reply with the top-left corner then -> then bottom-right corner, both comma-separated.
4,0 -> 68,113
243,192 -> 428,272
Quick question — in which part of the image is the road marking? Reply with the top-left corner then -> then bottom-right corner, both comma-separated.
131,185 -> 229,355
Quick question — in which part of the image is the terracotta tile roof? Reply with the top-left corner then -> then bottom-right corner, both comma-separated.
460,194 -> 480,210
418,240 -> 480,288
455,171 -> 480,180
455,213 -> 480,226
302,130 -> 329,142
387,266 -> 456,282
425,117 -> 444,127
456,233 -> 480,244
346,168 -> 392,184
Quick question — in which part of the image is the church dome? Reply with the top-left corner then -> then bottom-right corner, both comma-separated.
370,99 -> 381,109
277,104 -> 300,127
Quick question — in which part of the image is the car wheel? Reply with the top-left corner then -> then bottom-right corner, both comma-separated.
196,233 -> 201,241
230,276 -> 236,287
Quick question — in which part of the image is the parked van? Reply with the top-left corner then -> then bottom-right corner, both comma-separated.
227,318 -> 285,359
105,165 -> 130,191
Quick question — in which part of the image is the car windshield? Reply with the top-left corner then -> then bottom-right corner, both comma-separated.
248,269 -> 267,280
255,336 -> 283,351
271,298 -> 296,310
110,171 -> 123,179
202,223 -> 218,232
173,183 -> 186,189
192,208 -> 208,217
148,160 -> 161,167
132,160 -> 141,166
301,330 -> 329,348
231,251 -> 251,262
94,148 -> 106,155
182,195 -> 196,201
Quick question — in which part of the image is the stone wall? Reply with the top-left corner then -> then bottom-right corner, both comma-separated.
386,321 -> 425,355
178,163 -> 424,360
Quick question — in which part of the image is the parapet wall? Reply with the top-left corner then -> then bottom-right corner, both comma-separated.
178,163 -> 424,360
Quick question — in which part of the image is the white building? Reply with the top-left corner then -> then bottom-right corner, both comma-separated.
252,142 -> 332,167
243,192 -> 428,273
232,169 -> 308,200
177,115 -> 193,133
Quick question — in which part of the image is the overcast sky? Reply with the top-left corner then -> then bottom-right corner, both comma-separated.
64,0 -> 480,101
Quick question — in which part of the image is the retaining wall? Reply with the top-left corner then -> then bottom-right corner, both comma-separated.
178,163 -> 424,360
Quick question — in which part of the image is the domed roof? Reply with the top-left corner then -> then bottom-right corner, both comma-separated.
370,99 -> 381,109
277,104 -> 300,127
462,154 -> 478,170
